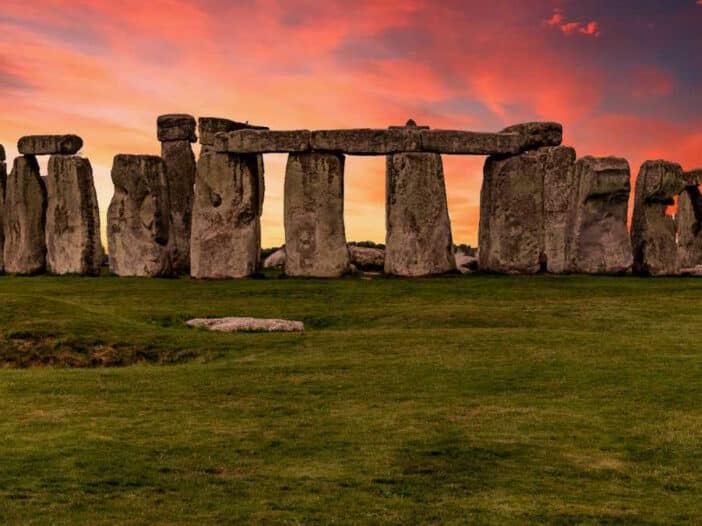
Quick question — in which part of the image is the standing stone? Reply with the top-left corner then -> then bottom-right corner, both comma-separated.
3,156 -> 47,274
479,152 -> 544,274
160,140 -> 196,274
541,146 -> 577,273
568,157 -> 633,274
157,114 -> 197,274
190,151 -> 263,278
107,155 -> 173,277
631,160 -> 685,276
0,148 -> 6,273
385,153 -> 455,276
678,169 -> 702,269
284,152 -> 349,277
45,155 -> 102,275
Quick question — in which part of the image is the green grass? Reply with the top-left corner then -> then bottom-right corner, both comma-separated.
1,273 -> 702,524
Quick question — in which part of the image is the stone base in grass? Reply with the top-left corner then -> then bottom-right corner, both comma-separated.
186,317 -> 304,333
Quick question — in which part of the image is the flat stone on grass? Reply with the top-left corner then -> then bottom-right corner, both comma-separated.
186,317 -> 304,333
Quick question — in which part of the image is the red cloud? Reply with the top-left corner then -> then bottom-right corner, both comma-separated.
545,8 -> 601,38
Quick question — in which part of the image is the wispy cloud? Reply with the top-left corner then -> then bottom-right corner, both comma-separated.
545,8 -> 601,37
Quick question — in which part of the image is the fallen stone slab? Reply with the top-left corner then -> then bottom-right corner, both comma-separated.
455,251 -> 479,274
385,153 -> 455,276
568,156 -> 632,274
107,154 -> 174,277
263,247 -> 286,269
186,317 -> 304,333
45,155 -> 102,275
157,114 -> 197,142
681,266 -> 702,277
501,122 -> 563,151
214,129 -> 311,153
284,152 -> 350,277
190,151 -> 263,278
310,128 -> 421,155
349,245 -> 384,271
631,160 -> 685,276
4,155 -> 47,274
18,135 -> 83,155
198,117 -> 268,148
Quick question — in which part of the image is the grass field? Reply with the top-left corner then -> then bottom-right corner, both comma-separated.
1,273 -> 702,524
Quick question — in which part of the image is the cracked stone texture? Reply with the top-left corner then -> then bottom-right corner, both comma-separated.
678,169 -> 702,269
157,114 -> 197,142
107,155 -> 174,277
4,155 -> 47,275
479,152 -> 544,274
568,156 -> 633,274
190,151 -> 263,278
631,160 -> 685,276
284,152 -> 350,277
161,140 -> 196,274
18,135 -> 83,155
46,155 -> 102,275
385,153 -> 455,276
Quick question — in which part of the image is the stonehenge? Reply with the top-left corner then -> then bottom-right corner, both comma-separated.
107,154 -> 174,277
678,169 -> 702,269
190,150 -> 263,279
45,155 -> 102,275
385,152 -> 455,276
158,114 -> 197,274
631,160 -> 685,276
2,117 -> 701,281
284,152 -> 350,277
4,155 -> 47,274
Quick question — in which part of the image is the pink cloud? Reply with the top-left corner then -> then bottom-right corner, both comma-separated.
545,8 -> 601,38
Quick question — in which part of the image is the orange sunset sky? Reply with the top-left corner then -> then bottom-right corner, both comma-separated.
0,0 -> 701,247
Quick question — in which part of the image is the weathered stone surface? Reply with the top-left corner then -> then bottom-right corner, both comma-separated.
385,153 -> 455,276
501,122 -> 563,151
3,156 -> 47,274
541,146 -> 578,273
310,129 -> 421,155
45,156 -> 102,275
284,152 -> 350,277
455,251 -> 479,274
677,177 -> 702,269
157,114 -> 196,142
18,135 -> 83,155
215,129 -> 311,153
568,157 -> 632,274
349,245 -> 384,271
479,152 -> 544,274
191,151 -> 263,278
186,317 -> 304,333
631,160 -> 685,276
198,117 -> 268,147
161,140 -> 196,274
107,155 -> 174,277
263,247 -> 286,269
421,130 -> 523,155
0,159 -> 6,272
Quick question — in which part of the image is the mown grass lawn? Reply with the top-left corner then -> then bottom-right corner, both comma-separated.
1,273 -> 701,524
